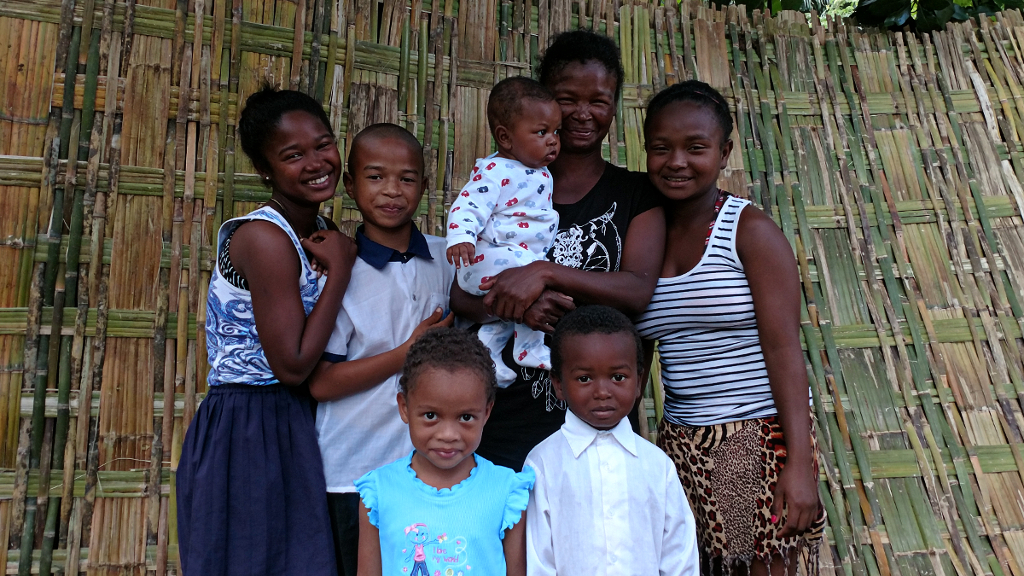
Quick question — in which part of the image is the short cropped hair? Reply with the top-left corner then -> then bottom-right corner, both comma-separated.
550,305 -> 644,379
644,80 -> 733,142
538,30 -> 625,98
400,327 -> 497,403
486,76 -> 556,136
347,123 -> 425,175
238,84 -> 335,172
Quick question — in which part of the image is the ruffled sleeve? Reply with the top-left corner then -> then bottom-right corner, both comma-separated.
500,465 -> 536,538
353,470 -> 380,528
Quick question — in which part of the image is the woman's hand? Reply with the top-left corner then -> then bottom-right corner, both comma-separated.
772,459 -> 820,538
480,261 -> 553,322
521,290 -> 575,333
302,229 -> 357,277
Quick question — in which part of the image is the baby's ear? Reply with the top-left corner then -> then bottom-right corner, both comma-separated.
494,125 -> 512,149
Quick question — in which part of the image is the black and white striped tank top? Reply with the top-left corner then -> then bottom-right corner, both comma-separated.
636,195 -> 777,426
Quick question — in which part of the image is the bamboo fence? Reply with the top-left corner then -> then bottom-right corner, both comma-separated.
2,0 -> 1024,573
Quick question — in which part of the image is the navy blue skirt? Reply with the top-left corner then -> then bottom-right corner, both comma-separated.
176,384 -> 336,576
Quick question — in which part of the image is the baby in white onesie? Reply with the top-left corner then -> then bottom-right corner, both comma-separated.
446,76 -> 561,387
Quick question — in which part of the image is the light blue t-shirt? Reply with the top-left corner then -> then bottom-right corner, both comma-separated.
355,452 -> 534,576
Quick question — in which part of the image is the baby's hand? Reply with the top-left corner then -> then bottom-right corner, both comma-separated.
446,242 -> 476,269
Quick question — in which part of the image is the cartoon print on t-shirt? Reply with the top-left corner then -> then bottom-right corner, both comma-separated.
401,523 -> 471,575
548,203 -> 620,273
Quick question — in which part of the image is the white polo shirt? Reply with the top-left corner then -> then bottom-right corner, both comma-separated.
316,225 -> 454,492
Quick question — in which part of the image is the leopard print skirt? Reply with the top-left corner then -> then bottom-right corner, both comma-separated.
657,416 -> 825,575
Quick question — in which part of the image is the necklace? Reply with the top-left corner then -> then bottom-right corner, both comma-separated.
267,196 -> 287,214
703,189 -> 729,248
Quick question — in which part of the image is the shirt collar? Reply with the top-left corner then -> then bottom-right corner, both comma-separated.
560,410 -> 638,459
355,224 -> 433,270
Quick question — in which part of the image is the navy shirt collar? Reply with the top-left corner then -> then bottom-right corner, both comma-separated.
355,224 -> 433,270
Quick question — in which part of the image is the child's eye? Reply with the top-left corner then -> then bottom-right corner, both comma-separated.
612,373 -> 627,382
577,375 -> 592,383
459,414 -> 475,422
367,174 -> 383,180
423,412 -> 437,420
537,129 -> 546,136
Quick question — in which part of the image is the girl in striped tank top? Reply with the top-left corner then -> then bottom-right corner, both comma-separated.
636,81 -> 825,575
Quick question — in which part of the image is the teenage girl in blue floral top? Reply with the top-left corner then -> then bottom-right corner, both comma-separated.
176,87 -> 356,576
355,328 -> 535,576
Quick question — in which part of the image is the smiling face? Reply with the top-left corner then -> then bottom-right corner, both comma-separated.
497,98 -> 561,168
645,100 -> 733,203
398,367 -> 493,488
552,332 -> 642,430
545,60 -> 618,155
258,110 -> 342,206
343,134 -> 425,244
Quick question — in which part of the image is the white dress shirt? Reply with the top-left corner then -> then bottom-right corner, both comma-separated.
524,411 -> 699,576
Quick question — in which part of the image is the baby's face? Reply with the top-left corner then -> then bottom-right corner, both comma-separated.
504,99 -> 561,169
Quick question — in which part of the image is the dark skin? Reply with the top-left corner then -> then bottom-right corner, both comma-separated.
232,111 -> 357,386
450,60 -> 665,332
306,133 -> 454,402
643,101 -> 818,576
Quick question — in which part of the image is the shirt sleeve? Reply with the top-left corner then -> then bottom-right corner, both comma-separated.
353,469 -> 380,528
501,465 -> 535,538
660,458 -> 699,576
446,160 -> 503,248
631,171 -> 664,216
524,456 -> 557,576
321,308 -> 354,363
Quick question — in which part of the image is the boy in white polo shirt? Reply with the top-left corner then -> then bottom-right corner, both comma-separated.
307,123 -> 454,576
524,305 -> 698,576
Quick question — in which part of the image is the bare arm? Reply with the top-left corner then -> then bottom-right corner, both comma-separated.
642,339 -> 656,385
480,206 -> 666,322
308,308 -> 454,402
503,510 -> 527,576
232,222 -> 356,386
356,500 -> 383,576
736,206 -> 819,538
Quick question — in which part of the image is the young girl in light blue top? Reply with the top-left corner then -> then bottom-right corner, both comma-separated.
355,328 -> 534,576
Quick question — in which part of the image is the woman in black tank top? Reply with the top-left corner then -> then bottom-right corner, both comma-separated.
450,30 -> 666,471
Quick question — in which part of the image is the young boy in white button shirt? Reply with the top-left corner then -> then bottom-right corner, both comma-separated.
524,305 -> 698,576
306,123 -> 455,576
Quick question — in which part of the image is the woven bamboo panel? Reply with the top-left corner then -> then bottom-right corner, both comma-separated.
3,0 -> 1024,573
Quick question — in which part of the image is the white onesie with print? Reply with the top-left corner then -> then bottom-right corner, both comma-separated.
446,154 -> 559,387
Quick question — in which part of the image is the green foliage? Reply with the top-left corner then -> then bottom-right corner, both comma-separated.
852,0 -> 1024,31
722,0 -> 1024,30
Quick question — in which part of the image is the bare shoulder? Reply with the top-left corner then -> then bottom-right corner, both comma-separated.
735,201 -> 791,259
229,219 -> 301,276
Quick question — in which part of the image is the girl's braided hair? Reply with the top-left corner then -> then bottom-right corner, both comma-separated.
400,327 -> 497,402
644,80 -> 733,142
